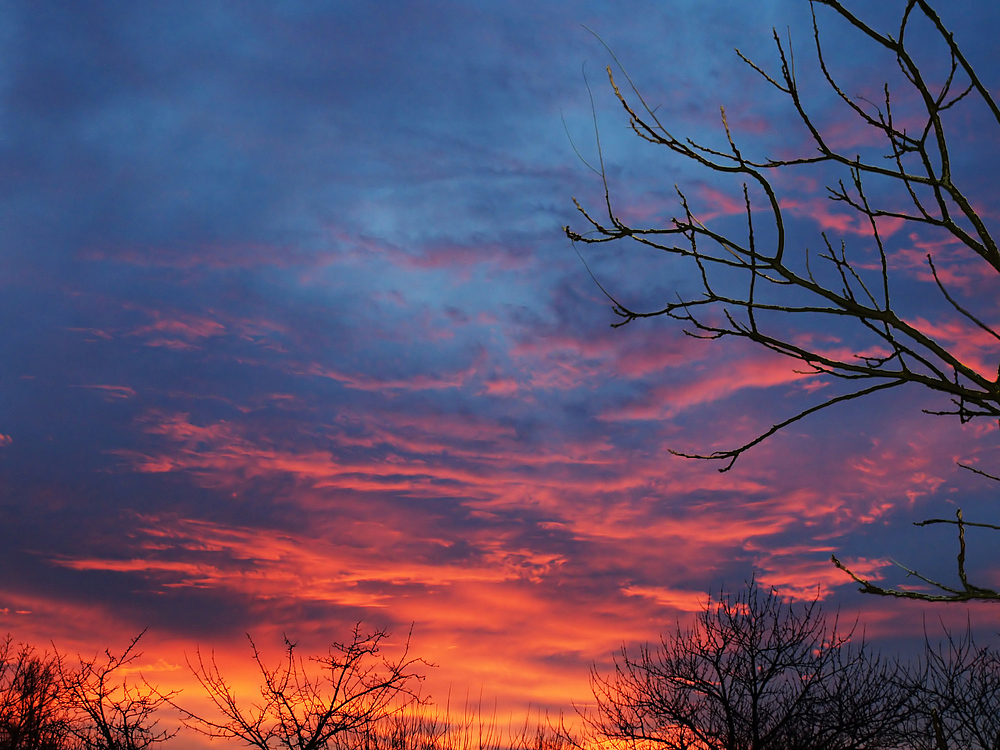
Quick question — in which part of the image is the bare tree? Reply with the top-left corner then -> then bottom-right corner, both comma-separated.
566,0 -> 1000,601
59,631 -> 177,750
0,636 -> 71,750
898,626 -> 1000,750
176,624 -> 424,750
589,579 -> 908,750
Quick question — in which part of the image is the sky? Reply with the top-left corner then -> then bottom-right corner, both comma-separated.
3,0 -> 1000,740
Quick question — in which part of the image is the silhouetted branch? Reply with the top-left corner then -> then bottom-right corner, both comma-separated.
60,630 -> 177,750
589,578 -> 909,750
174,624 -> 425,750
568,0 -> 1000,602
832,510 -> 1000,603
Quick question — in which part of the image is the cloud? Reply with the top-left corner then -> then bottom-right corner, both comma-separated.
600,347 -> 818,421
780,197 -> 906,238
305,357 -> 482,392
72,384 -> 137,400
131,313 -> 226,345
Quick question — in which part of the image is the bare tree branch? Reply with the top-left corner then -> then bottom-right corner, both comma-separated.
568,0 -> 1000,602
173,624 -> 425,750
832,508 -> 1000,602
589,578 -> 909,750
59,630 -> 178,750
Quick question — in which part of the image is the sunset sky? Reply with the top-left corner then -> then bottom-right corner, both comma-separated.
3,0 -> 1000,741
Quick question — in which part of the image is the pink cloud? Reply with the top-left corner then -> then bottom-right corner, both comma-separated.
780,197 -> 906,238
65,327 -> 113,340
481,378 -> 520,396
73,384 -> 136,400
819,115 -> 899,152
335,231 -> 530,274
306,363 -> 475,392
902,316 -> 1000,380
509,328 -> 703,393
132,316 -> 225,341
889,236 -> 1000,299
602,350 -> 817,421
696,185 -> 749,221
110,305 -> 288,354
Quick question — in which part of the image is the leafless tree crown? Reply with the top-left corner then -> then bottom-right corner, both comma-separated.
0,637 -> 68,750
176,624 -> 425,750
59,630 -> 177,750
589,579 -> 908,750
900,626 -> 1000,750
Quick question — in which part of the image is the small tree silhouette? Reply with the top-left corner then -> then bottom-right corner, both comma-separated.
59,630 -> 177,750
589,579 -> 907,750
900,626 -> 1000,750
0,636 -> 70,750
176,625 -> 424,750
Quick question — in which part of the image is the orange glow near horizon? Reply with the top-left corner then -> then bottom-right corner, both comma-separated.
8,391 -> 996,730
